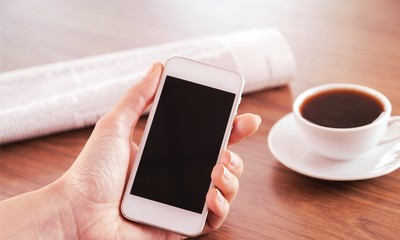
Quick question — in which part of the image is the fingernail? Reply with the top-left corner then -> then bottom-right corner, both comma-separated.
216,189 -> 224,203
223,166 -> 233,181
145,62 -> 159,75
256,115 -> 262,126
229,151 -> 239,167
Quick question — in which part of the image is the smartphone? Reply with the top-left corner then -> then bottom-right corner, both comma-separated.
121,56 -> 244,236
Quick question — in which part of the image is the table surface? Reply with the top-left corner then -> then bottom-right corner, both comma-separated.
1,0 -> 400,239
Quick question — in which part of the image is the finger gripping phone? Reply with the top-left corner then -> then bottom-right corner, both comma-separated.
121,56 -> 244,236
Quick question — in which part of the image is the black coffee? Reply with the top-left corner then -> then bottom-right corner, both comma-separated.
300,88 -> 384,128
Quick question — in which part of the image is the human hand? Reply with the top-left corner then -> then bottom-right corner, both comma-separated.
56,62 -> 261,239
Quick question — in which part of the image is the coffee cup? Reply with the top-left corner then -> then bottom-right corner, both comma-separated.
293,83 -> 400,160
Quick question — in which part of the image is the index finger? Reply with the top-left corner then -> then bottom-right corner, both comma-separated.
228,113 -> 261,145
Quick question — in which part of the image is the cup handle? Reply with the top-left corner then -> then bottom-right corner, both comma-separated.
380,116 -> 400,144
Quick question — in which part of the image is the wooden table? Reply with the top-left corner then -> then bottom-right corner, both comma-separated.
1,0 -> 399,239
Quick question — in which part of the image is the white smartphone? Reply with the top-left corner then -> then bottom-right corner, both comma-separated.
121,56 -> 244,237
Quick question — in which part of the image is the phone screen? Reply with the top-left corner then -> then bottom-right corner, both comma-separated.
130,75 -> 235,214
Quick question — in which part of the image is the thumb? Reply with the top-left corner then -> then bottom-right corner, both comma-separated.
98,62 -> 164,138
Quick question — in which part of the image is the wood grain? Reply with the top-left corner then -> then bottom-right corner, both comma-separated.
1,0 -> 400,239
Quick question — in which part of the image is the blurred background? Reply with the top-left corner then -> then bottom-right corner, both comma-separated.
2,0 -> 399,98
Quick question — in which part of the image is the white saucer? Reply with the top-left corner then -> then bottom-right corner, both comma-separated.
267,113 -> 400,181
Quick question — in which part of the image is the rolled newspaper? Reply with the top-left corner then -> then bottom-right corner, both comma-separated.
0,28 -> 296,144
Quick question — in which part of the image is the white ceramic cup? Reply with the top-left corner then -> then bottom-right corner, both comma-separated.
293,83 -> 400,160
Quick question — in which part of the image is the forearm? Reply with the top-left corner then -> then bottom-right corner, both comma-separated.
0,181 -> 77,239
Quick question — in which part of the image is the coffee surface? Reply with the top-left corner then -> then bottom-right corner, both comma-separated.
300,89 -> 384,128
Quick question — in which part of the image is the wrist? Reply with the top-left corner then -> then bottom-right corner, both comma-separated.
37,180 -> 79,239
0,180 -> 78,239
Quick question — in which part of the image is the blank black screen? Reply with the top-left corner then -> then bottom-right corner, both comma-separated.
130,76 -> 235,214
